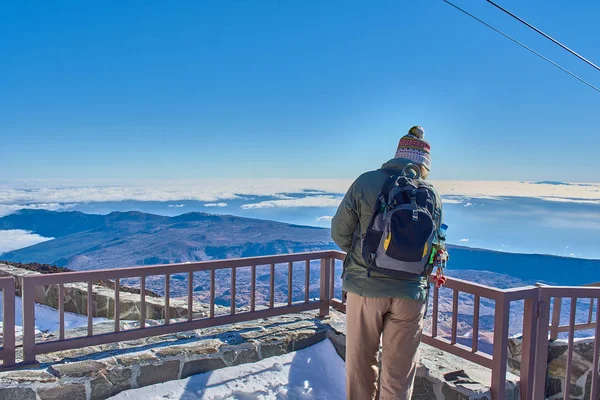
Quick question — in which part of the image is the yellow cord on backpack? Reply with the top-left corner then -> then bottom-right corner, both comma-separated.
383,233 -> 391,251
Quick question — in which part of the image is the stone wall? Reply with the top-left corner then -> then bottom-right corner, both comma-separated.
0,311 -> 520,400
0,263 -> 209,321
508,337 -> 600,400
0,314 -> 331,400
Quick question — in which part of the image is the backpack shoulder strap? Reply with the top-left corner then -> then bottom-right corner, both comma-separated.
379,168 -> 403,198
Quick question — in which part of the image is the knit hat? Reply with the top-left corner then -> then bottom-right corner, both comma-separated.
394,126 -> 432,173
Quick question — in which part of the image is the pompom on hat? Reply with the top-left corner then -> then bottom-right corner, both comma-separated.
394,126 -> 432,173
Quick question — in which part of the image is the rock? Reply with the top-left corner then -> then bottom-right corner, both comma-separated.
37,384 -> 87,400
259,338 -> 292,359
137,360 -> 180,387
153,339 -> 222,358
412,376 -> 438,399
290,328 -> 327,351
547,377 -> 563,397
577,341 -> 597,363
181,357 -> 227,379
583,370 -> 600,400
90,368 -> 133,400
51,360 -> 107,378
222,345 -> 260,366
0,370 -> 57,384
0,387 -> 37,400
548,341 -> 568,363
441,382 -> 482,400
326,330 -> 346,361
116,351 -> 159,366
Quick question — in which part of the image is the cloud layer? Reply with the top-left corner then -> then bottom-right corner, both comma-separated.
241,196 -> 342,210
1,180 -> 600,217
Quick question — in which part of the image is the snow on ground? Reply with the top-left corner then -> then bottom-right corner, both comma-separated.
0,296 -> 108,335
109,339 -> 346,400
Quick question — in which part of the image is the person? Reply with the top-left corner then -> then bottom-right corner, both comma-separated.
331,126 -> 445,400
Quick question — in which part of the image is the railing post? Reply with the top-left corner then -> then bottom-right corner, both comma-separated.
2,278 -> 16,367
550,296 -> 562,340
532,289 -> 551,400
319,258 -> 330,318
22,278 -> 36,364
491,293 -> 510,400
519,295 -> 539,400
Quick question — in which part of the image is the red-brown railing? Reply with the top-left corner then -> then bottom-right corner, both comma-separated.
0,276 -> 15,368
533,286 -> 600,400
20,251 -> 333,364
326,251 -> 599,400
0,250 -> 598,399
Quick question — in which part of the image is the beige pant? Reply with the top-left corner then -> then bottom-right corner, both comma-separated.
345,293 -> 425,400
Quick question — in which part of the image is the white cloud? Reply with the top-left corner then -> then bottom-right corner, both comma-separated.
168,204 -> 186,208
204,202 -> 228,208
241,196 -> 342,210
538,197 -> 600,205
460,238 -> 470,242
0,179 -> 353,207
316,216 -> 333,221
1,179 -> 600,217
431,180 -> 600,201
442,198 -> 463,204
0,230 -> 54,254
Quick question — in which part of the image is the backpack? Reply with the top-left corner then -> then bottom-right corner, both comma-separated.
361,164 -> 442,279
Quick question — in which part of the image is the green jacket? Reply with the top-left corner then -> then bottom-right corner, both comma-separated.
331,158 -> 443,301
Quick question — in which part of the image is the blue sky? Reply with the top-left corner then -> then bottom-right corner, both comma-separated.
1,0 -> 599,182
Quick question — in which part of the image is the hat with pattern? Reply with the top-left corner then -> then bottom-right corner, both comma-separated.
394,126 -> 431,172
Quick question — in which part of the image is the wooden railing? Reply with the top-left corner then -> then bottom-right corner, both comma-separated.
20,251 -> 333,364
0,250 -> 598,399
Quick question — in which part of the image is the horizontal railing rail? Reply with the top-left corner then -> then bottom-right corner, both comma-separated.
0,276 -> 16,368
549,282 -> 600,339
21,251 -> 333,364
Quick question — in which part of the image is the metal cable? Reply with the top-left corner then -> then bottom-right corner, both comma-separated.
485,0 -> 600,72
442,0 -> 600,94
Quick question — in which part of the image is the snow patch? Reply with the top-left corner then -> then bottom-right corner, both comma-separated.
0,296 -> 108,336
108,339 -> 346,400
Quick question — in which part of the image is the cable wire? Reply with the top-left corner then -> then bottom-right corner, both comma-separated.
485,0 -> 600,73
442,0 -> 600,94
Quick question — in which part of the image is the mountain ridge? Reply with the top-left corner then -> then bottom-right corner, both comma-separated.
1,209 -> 600,286
0,210 -> 334,270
